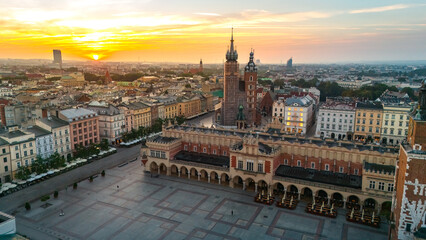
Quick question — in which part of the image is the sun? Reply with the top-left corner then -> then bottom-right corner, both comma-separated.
92,54 -> 99,60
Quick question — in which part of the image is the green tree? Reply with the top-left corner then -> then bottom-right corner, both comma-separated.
15,166 -> 31,180
401,87 -> 418,101
185,84 -> 191,88
100,139 -> 109,150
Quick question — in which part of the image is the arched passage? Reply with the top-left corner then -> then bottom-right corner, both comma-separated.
159,163 -> 167,175
170,165 -> 178,177
245,178 -> 256,192
347,195 -> 360,210
190,168 -> 198,180
274,182 -> 284,195
180,166 -> 188,178
301,187 -> 313,202
220,173 -> 230,186
316,190 -> 328,203
258,180 -> 268,193
199,169 -> 208,181
233,176 -> 243,189
364,198 -> 377,212
150,162 -> 158,173
331,192 -> 344,207
210,171 -> 218,184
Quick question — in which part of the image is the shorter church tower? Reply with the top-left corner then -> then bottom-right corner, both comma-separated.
244,50 -> 258,127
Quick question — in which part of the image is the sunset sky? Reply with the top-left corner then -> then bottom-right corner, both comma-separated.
1,0 -> 426,63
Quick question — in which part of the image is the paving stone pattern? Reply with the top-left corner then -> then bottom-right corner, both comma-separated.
15,161 -> 389,240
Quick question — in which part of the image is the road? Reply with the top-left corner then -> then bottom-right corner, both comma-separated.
0,144 -> 141,214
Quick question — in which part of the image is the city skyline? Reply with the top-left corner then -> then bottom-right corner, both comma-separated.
1,0 -> 426,63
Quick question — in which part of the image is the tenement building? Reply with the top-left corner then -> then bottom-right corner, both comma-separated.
315,100 -> 355,140
59,108 -> 100,150
144,123 -> 399,215
391,82 -> 426,240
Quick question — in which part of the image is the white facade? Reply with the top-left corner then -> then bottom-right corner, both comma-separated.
36,116 -> 72,159
36,134 -> 53,159
315,103 -> 355,140
381,104 -> 412,145
283,96 -> 314,135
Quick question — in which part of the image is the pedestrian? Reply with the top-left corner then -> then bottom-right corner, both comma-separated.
117,185 -> 119,191
231,210 -> 233,216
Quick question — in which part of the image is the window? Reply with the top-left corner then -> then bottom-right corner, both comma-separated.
406,223 -> 411,232
2,149 -> 5,154
388,183 -> 394,192
284,159 -> 288,165
4,166 -> 8,172
369,181 -> 376,189
25,160 -> 28,166
213,149 -> 216,155
354,169 -> 359,175
238,160 -> 243,169
17,162 -> 21,168
247,161 -> 254,171
3,157 -> 6,163
161,152 -> 166,159
325,164 -> 329,171
15,146 -> 18,151
297,160 -> 301,167
311,162 -> 315,169
203,147 -> 207,153
223,151 -> 227,156
29,142 -> 33,147
258,163 -> 263,172
184,145 -> 188,151
30,150 -> 33,155
193,146 -> 197,151
339,167 -> 344,173
378,182 -> 385,191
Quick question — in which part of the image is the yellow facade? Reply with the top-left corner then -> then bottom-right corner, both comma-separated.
164,102 -> 178,119
178,97 -> 201,118
355,106 -> 383,141
133,106 -> 151,129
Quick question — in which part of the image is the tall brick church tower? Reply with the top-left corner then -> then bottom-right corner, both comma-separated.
392,81 -> 426,239
221,29 -> 258,127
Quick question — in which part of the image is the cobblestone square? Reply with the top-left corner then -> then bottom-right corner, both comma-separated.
15,160 -> 390,240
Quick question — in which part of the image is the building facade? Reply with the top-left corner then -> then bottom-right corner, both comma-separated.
0,127 -> 36,179
315,101 -> 355,140
86,102 -> 126,145
145,124 -> 398,219
36,116 -> 72,159
283,95 -> 314,135
26,125 -> 54,159
381,103 -> 412,145
354,102 -> 383,143
59,108 -> 100,150
0,139 -> 11,183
